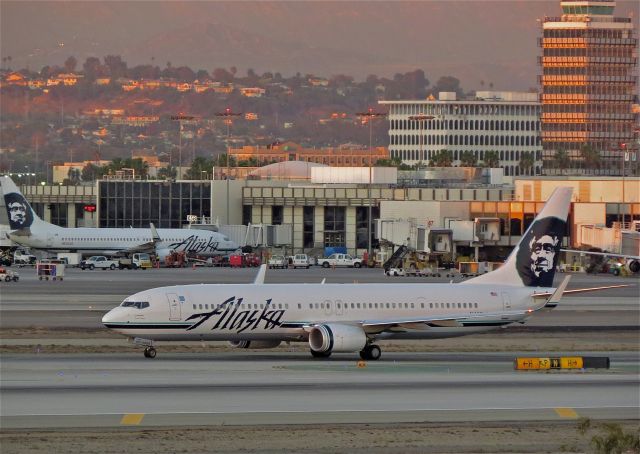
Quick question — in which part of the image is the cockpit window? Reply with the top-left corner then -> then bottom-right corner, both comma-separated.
121,301 -> 150,309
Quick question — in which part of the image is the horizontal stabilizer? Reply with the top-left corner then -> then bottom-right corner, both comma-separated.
544,275 -> 571,308
531,283 -> 631,303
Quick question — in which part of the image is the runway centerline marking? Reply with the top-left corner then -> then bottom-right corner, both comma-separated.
120,413 -> 145,425
554,407 -> 579,418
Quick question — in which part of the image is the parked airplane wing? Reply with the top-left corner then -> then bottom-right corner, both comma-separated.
561,249 -> 640,261
530,283 -> 631,299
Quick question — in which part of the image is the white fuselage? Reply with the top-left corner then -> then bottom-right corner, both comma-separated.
10,224 -> 238,257
102,282 -> 549,342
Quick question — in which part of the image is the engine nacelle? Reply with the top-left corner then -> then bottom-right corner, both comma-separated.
228,340 -> 282,349
308,324 -> 367,353
155,248 -> 171,262
626,259 -> 640,274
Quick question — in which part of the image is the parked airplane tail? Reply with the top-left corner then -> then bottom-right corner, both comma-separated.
463,187 -> 573,288
0,176 -> 47,232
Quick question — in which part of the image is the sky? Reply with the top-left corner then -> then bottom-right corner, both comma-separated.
1,1 -> 638,91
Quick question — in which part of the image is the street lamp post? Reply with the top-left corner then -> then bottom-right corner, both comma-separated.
215,108 -> 242,225
409,114 -> 435,166
356,108 -> 387,263
171,115 -> 196,178
619,142 -> 627,227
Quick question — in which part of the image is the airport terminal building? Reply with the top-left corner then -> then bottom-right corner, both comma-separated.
8,168 -> 639,260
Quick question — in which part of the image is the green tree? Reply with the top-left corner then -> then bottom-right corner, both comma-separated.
184,157 -> 214,179
157,166 -> 177,180
580,145 -> 601,171
64,56 -> 77,73
459,151 -> 478,167
430,149 -> 453,167
519,151 -> 535,175
554,149 -> 571,175
81,163 -> 104,181
483,150 -> 500,168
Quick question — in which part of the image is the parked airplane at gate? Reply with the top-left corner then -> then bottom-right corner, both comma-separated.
102,187 -> 629,359
1,176 -> 238,260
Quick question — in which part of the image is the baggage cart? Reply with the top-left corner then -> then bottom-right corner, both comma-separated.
37,262 -> 65,281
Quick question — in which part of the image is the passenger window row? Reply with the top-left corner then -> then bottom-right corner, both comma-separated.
193,303 -> 289,311
301,302 -> 480,310
188,301 -> 480,312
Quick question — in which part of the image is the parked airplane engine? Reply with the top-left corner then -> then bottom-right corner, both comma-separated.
228,340 -> 282,349
308,324 -> 367,353
627,259 -> 640,274
155,248 -> 171,262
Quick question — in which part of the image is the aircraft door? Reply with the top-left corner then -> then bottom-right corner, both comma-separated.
335,299 -> 344,316
167,293 -> 182,320
501,292 -> 511,311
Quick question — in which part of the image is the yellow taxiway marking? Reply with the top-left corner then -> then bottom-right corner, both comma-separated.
120,413 -> 145,425
555,407 -> 579,418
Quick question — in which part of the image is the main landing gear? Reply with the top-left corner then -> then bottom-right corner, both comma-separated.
359,344 -> 382,361
143,346 -> 157,358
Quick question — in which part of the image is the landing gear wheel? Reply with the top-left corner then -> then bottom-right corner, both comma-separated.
359,344 -> 382,361
143,347 -> 157,358
310,349 -> 331,358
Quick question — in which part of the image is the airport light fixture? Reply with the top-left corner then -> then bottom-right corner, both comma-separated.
215,108 -> 242,225
171,114 -> 196,176
356,108 -> 387,262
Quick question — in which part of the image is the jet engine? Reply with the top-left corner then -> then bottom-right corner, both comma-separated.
155,248 -> 171,263
308,324 -> 367,354
626,259 -> 640,274
228,340 -> 282,349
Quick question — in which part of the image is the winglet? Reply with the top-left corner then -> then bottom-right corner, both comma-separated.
544,275 -> 571,308
150,223 -> 160,242
320,278 -> 326,284
253,264 -> 267,285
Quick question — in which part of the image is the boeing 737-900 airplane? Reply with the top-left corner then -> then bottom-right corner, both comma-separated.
102,187 -> 629,359
1,176 -> 239,260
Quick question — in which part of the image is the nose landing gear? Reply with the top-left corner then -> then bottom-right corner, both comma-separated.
143,346 -> 157,358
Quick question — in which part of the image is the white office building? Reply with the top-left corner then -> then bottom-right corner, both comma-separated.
380,91 -> 543,176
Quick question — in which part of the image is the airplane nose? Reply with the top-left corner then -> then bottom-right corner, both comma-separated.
102,309 -> 117,326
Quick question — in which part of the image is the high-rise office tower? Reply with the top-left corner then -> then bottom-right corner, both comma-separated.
539,0 -> 637,174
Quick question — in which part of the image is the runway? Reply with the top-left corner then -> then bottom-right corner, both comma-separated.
1,268 -> 638,431
1,352 -> 638,429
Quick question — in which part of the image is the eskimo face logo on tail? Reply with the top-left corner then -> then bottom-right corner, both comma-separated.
515,216 -> 566,287
4,193 -> 33,230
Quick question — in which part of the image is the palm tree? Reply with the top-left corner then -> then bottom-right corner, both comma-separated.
580,145 -> 601,173
459,151 -> 477,167
519,151 -> 535,176
554,149 -> 570,175
483,150 -> 500,168
430,150 -> 453,167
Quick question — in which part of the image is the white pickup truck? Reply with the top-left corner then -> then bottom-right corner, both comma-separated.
319,253 -> 363,268
80,256 -> 119,271
268,255 -> 287,269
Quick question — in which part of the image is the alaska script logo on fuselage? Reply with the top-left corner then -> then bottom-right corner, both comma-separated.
185,296 -> 285,334
167,235 -> 220,254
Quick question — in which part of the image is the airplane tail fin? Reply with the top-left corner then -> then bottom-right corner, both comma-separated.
463,187 -> 572,288
0,175 -> 47,232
